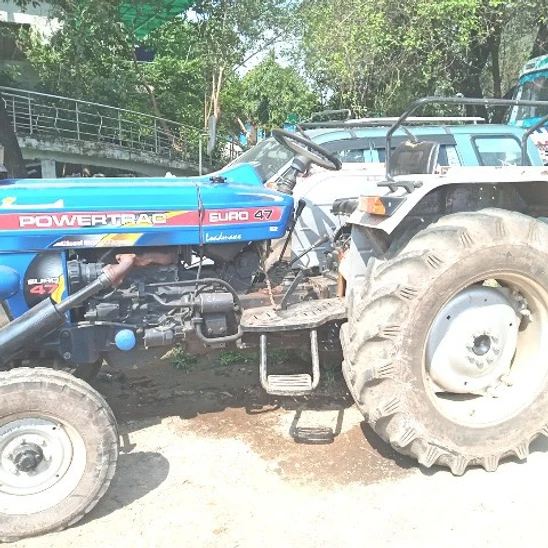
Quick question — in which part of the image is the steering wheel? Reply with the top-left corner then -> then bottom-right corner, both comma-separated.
272,128 -> 342,171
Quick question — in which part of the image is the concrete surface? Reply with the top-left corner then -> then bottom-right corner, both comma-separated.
9,357 -> 548,548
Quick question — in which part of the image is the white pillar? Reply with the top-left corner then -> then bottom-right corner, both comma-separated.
41,159 -> 56,178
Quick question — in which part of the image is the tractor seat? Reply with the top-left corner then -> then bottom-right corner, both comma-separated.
388,140 -> 440,176
331,141 -> 440,216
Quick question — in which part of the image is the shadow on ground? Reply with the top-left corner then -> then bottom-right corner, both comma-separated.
91,348 -> 548,484
80,451 -> 170,524
92,349 -> 422,486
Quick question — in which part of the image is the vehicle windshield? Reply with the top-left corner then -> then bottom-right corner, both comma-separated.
509,70 -> 548,125
229,138 -> 294,182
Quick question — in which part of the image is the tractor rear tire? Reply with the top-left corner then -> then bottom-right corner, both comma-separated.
0,367 -> 118,541
341,209 -> 548,475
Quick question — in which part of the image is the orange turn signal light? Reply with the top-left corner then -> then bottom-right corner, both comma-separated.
360,196 -> 386,215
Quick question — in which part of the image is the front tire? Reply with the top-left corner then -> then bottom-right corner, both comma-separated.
342,209 -> 548,474
0,368 -> 118,541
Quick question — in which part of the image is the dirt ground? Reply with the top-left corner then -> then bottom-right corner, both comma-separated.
9,349 -> 548,548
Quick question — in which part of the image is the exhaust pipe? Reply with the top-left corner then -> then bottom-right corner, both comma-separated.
0,254 -> 135,364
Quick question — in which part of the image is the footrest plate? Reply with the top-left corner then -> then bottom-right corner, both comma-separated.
242,297 -> 345,332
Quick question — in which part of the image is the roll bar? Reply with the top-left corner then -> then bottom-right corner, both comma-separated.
385,96 -> 548,180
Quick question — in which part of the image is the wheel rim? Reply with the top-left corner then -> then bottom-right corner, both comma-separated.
424,274 -> 548,427
0,415 -> 87,515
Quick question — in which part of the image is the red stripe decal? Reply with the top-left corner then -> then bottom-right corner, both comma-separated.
0,207 -> 284,230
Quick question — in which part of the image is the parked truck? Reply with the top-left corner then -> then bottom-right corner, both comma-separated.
3,96 -> 548,541
508,53 -> 548,162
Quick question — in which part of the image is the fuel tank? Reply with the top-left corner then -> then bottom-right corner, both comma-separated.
0,164 -> 293,252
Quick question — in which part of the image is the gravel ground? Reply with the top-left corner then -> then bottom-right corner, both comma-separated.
7,356 -> 548,548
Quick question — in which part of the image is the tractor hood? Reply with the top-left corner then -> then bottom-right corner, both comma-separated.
0,164 -> 294,252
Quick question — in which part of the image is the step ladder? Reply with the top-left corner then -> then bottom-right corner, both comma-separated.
259,329 -> 320,396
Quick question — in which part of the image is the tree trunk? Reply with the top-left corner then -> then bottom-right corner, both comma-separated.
0,92 -> 27,178
130,51 -> 181,150
449,28 -> 491,119
532,21 -> 548,58
489,35 -> 502,98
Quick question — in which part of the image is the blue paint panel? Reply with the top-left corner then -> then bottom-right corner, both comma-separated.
0,164 -> 293,320
0,164 -> 294,252
0,253 -> 36,316
0,265 -> 19,299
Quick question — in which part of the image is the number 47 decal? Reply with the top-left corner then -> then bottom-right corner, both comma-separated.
253,209 -> 273,220
29,284 -> 58,295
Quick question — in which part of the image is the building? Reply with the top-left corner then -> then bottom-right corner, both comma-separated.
0,1 -> 58,88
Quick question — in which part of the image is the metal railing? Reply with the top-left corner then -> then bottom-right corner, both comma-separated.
0,86 -> 239,170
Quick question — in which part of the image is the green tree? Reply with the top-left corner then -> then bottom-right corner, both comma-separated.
236,51 -> 320,144
17,0 -> 297,130
21,0 -> 151,109
190,0 -> 296,124
296,0 -> 548,117
142,19 -> 206,124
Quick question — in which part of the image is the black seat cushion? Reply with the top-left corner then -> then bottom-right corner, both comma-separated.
388,140 -> 440,176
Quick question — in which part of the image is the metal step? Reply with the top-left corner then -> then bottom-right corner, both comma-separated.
266,374 -> 313,395
259,330 -> 320,396
242,297 -> 345,333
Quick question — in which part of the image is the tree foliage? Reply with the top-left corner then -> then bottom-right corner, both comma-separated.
232,51 -> 319,143
190,0 -> 296,124
296,0 -> 548,117
9,0 -> 548,143
22,1 -> 140,106
14,0 -> 301,132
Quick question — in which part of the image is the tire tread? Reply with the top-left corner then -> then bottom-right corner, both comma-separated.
342,209 -> 548,475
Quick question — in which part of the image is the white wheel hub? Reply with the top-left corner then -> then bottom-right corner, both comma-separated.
426,286 -> 521,394
0,416 -> 87,515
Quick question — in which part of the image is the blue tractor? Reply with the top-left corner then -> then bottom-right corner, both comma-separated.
0,129 -> 346,541
6,96 -> 548,541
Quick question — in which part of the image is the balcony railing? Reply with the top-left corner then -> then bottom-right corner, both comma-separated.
0,86 -> 239,170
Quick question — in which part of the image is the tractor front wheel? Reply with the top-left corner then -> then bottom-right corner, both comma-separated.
0,368 -> 118,541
